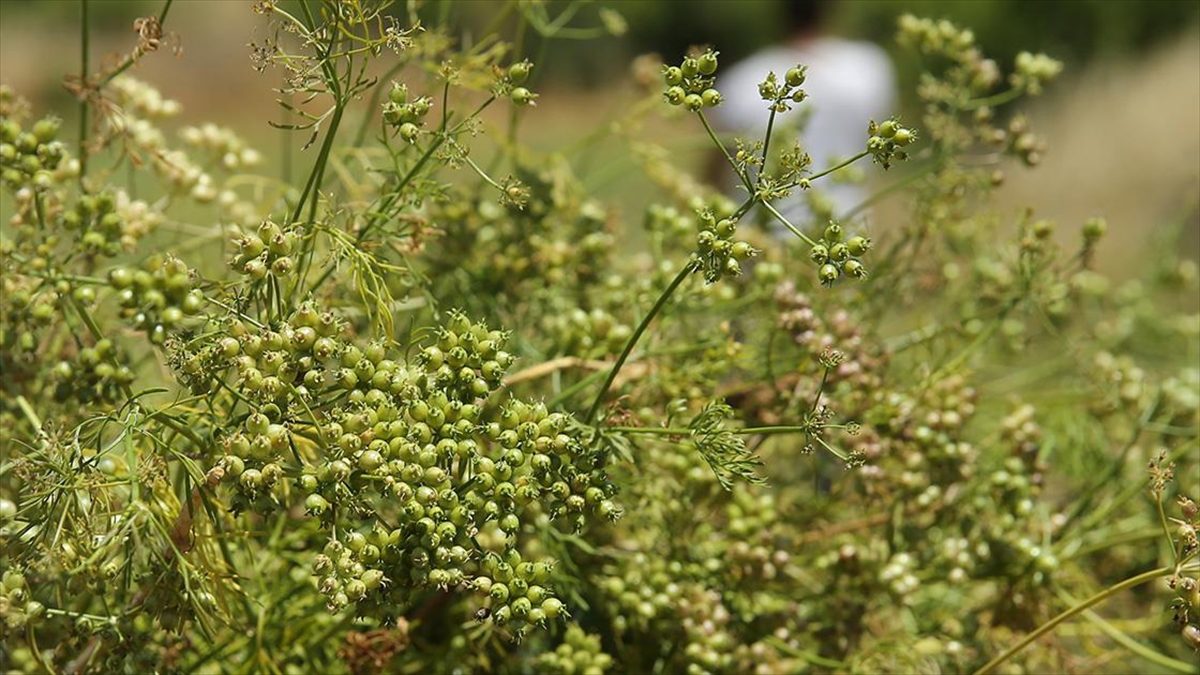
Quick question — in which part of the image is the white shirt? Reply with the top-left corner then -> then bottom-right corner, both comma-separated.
714,37 -> 896,224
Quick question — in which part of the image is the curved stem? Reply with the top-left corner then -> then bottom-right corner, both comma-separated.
1058,589 -> 1197,674
974,566 -> 1176,675
584,262 -> 694,424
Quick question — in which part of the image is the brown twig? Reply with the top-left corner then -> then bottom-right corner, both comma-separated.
503,356 -> 611,386
798,512 -> 889,544
797,494 -> 953,545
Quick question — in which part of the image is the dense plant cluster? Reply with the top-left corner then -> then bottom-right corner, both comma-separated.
1,2 -> 1197,673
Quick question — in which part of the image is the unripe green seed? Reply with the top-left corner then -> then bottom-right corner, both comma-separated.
388,82 -> 408,105
731,241 -> 754,259
542,597 -> 564,618
809,244 -> 829,264
510,87 -> 536,106
508,61 -> 532,84
846,235 -> 872,256
844,259 -> 868,278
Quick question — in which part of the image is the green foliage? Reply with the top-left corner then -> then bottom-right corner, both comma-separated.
1,2 -> 1198,674
688,401 -> 765,491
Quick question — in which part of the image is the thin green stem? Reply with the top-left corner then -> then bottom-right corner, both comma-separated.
462,153 -> 505,192
760,200 -> 816,247
974,566 -> 1179,675
203,296 -> 265,329
547,367 -> 608,408
810,434 -> 850,463
773,149 -> 876,195
1064,397 -> 1158,531
307,95 -> 496,295
290,104 -> 346,225
608,427 -> 687,435
584,262 -> 695,424
358,111 -> 469,243
808,366 -> 831,417
1063,527 -> 1162,561
1056,589 -> 1197,674
505,15 -> 527,154
758,108 -> 777,178
838,159 -> 935,221
962,87 -> 1021,110
1155,493 -> 1179,561
1079,441 -> 1197,534
805,150 -> 869,184
294,104 -> 346,291
14,396 -> 44,431
281,89 -> 293,185
697,110 -> 753,195
765,637 -> 845,669
297,0 -> 341,97
611,425 -> 812,437
740,425 -> 811,435
78,0 -> 90,186
26,624 -> 54,674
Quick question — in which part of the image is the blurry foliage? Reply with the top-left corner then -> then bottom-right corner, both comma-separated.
8,1 -> 1198,93
453,0 -> 1200,94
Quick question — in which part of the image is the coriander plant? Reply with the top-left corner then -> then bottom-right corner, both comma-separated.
1,3 -> 1197,674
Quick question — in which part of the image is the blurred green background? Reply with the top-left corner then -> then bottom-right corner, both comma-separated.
2,0 -> 1197,273
5,0 -> 1197,105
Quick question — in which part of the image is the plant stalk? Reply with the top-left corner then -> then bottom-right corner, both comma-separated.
584,262 -> 694,424
974,566 -> 1176,675
78,0 -> 90,186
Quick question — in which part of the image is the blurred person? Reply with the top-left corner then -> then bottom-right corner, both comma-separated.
712,0 -> 896,228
